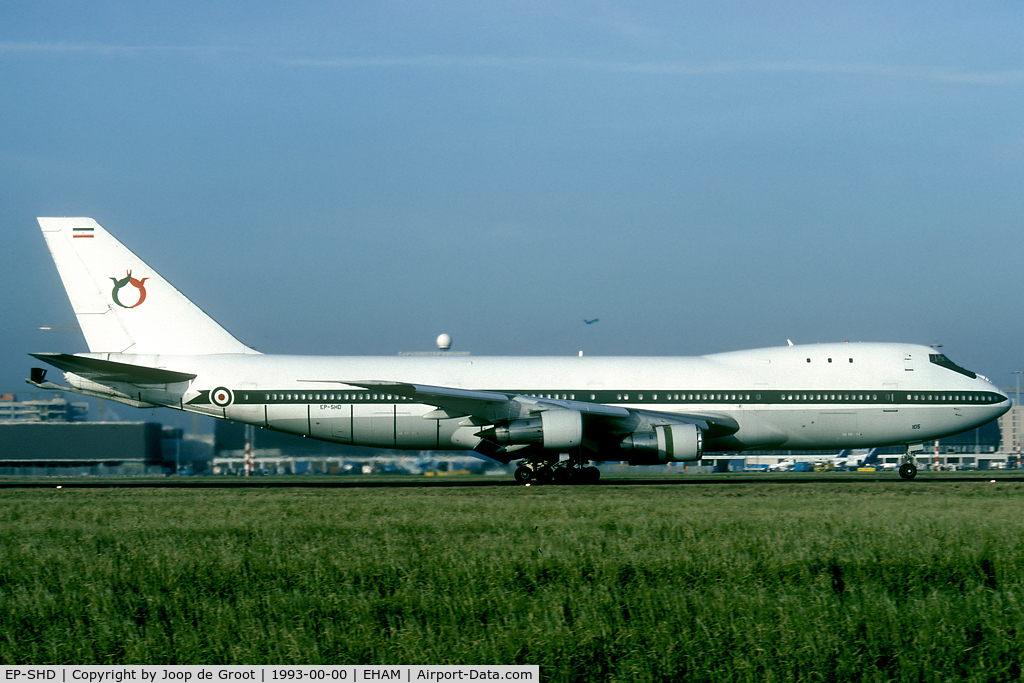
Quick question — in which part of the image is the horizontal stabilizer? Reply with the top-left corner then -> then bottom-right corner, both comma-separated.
30,353 -> 196,384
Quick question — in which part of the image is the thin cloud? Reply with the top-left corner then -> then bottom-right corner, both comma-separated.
6,43 -> 1021,86
283,54 -> 1024,86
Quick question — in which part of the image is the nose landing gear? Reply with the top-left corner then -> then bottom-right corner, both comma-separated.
898,462 -> 918,480
899,445 -> 922,480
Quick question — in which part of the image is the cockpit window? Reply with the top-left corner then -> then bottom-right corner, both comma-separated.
929,353 -> 977,379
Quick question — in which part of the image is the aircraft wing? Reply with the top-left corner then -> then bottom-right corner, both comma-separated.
346,380 -> 630,423
345,380 -> 738,437
629,408 -> 739,438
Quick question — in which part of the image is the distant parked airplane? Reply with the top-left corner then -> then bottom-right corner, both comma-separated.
28,217 -> 1010,483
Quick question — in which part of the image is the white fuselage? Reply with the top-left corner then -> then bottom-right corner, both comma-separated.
78,342 -> 1009,458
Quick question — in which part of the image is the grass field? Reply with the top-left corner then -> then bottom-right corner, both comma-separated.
2,479 -> 1024,681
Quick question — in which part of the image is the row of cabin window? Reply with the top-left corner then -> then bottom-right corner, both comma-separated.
501,393 -> 756,402
906,393 -> 996,402
263,393 -> 412,402
782,394 -> 880,401
616,393 -> 996,403
258,391 -> 995,404
615,393 -> 756,401
780,393 -> 993,403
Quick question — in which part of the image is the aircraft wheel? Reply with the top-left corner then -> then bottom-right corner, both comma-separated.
899,463 -> 918,480
533,467 -> 554,485
514,466 -> 532,484
581,466 -> 601,484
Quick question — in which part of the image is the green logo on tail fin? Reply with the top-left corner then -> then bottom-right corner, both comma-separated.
110,270 -> 148,308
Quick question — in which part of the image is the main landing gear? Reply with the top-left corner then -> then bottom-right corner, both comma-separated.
899,445 -> 922,480
513,452 -> 600,485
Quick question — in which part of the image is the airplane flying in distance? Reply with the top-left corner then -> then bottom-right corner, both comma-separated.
28,218 -> 1011,483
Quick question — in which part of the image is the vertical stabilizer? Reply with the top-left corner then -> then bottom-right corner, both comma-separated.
37,217 -> 258,355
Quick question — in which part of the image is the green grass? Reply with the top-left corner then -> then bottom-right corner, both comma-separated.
2,481 -> 1024,681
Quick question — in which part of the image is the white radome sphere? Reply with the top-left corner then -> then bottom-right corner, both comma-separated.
437,333 -> 452,351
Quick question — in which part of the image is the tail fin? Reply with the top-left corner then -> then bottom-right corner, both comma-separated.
38,217 -> 257,356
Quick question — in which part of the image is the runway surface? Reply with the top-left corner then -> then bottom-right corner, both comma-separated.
3,474 -> 1024,488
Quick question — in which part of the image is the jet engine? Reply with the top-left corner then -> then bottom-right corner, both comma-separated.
478,410 -> 583,450
620,423 -> 703,464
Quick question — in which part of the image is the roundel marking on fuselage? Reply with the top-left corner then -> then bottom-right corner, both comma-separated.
211,387 -> 234,407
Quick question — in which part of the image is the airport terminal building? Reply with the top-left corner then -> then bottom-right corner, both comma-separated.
0,394 -> 178,475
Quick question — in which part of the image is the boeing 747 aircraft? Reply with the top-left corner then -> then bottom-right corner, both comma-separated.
27,218 -> 1010,483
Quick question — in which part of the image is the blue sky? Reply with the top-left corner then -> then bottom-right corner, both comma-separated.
3,1 -> 1024,408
